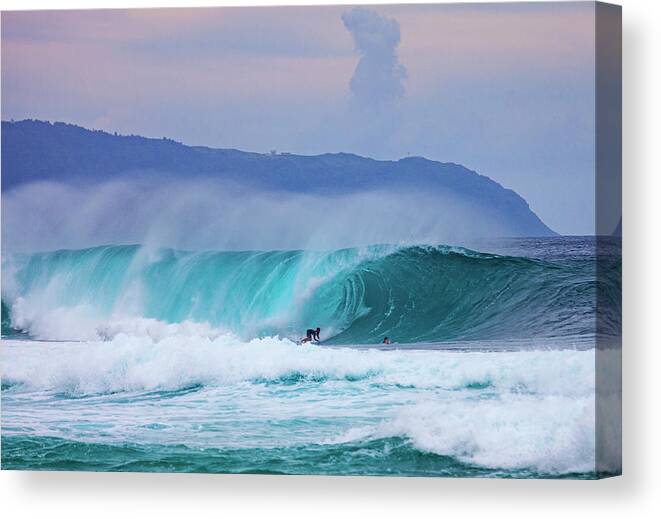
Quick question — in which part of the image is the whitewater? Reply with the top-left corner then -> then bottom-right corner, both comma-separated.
1,237 -> 621,477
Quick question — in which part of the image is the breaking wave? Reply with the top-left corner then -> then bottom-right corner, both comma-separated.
1,243 -> 617,343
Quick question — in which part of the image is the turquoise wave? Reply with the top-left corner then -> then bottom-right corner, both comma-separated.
1,243 -> 618,342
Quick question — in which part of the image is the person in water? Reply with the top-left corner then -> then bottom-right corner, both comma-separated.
301,327 -> 321,344
382,337 -> 391,345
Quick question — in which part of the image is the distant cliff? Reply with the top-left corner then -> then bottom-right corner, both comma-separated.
1,120 -> 555,237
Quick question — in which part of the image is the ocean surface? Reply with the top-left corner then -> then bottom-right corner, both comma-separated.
1,237 -> 621,477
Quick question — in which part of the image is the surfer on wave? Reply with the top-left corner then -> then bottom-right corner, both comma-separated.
300,327 -> 321,344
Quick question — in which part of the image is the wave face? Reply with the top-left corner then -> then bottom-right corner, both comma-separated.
1,241 -> 618,343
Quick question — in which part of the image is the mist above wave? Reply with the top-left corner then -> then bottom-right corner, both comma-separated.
3,177 -> 524,254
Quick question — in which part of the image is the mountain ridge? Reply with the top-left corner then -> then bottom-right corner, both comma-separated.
1,119 -> 556,237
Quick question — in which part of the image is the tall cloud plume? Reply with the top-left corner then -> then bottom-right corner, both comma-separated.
341,7 -> 407,111
341,7 -> 407,157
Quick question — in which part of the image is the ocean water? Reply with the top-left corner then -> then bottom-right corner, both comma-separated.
1,237 -> 621,477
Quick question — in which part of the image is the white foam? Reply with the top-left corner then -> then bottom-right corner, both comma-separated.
2,329 -> 596,397
331,395 -> 597,474
2,332 -> 614,475
7,298 -> 230,342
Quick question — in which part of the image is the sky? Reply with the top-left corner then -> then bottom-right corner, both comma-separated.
1,2 -> 598,234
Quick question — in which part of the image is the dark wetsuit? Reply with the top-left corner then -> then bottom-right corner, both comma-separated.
306,329 -> 319,341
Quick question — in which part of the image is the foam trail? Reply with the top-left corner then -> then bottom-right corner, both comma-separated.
2,334 -> 596,396
3,337 -> 615,475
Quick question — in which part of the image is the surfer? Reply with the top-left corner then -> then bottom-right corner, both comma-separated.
382,337 -> 391,345
300,327 -> 321,344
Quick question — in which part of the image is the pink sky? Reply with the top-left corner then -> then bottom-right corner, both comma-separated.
1,3 -> 600,234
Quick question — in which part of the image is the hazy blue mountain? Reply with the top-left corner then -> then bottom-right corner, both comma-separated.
1,119 -> 555,236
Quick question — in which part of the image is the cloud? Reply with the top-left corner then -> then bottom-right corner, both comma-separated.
341,7 -> 407,111
340,8 -> 408,159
